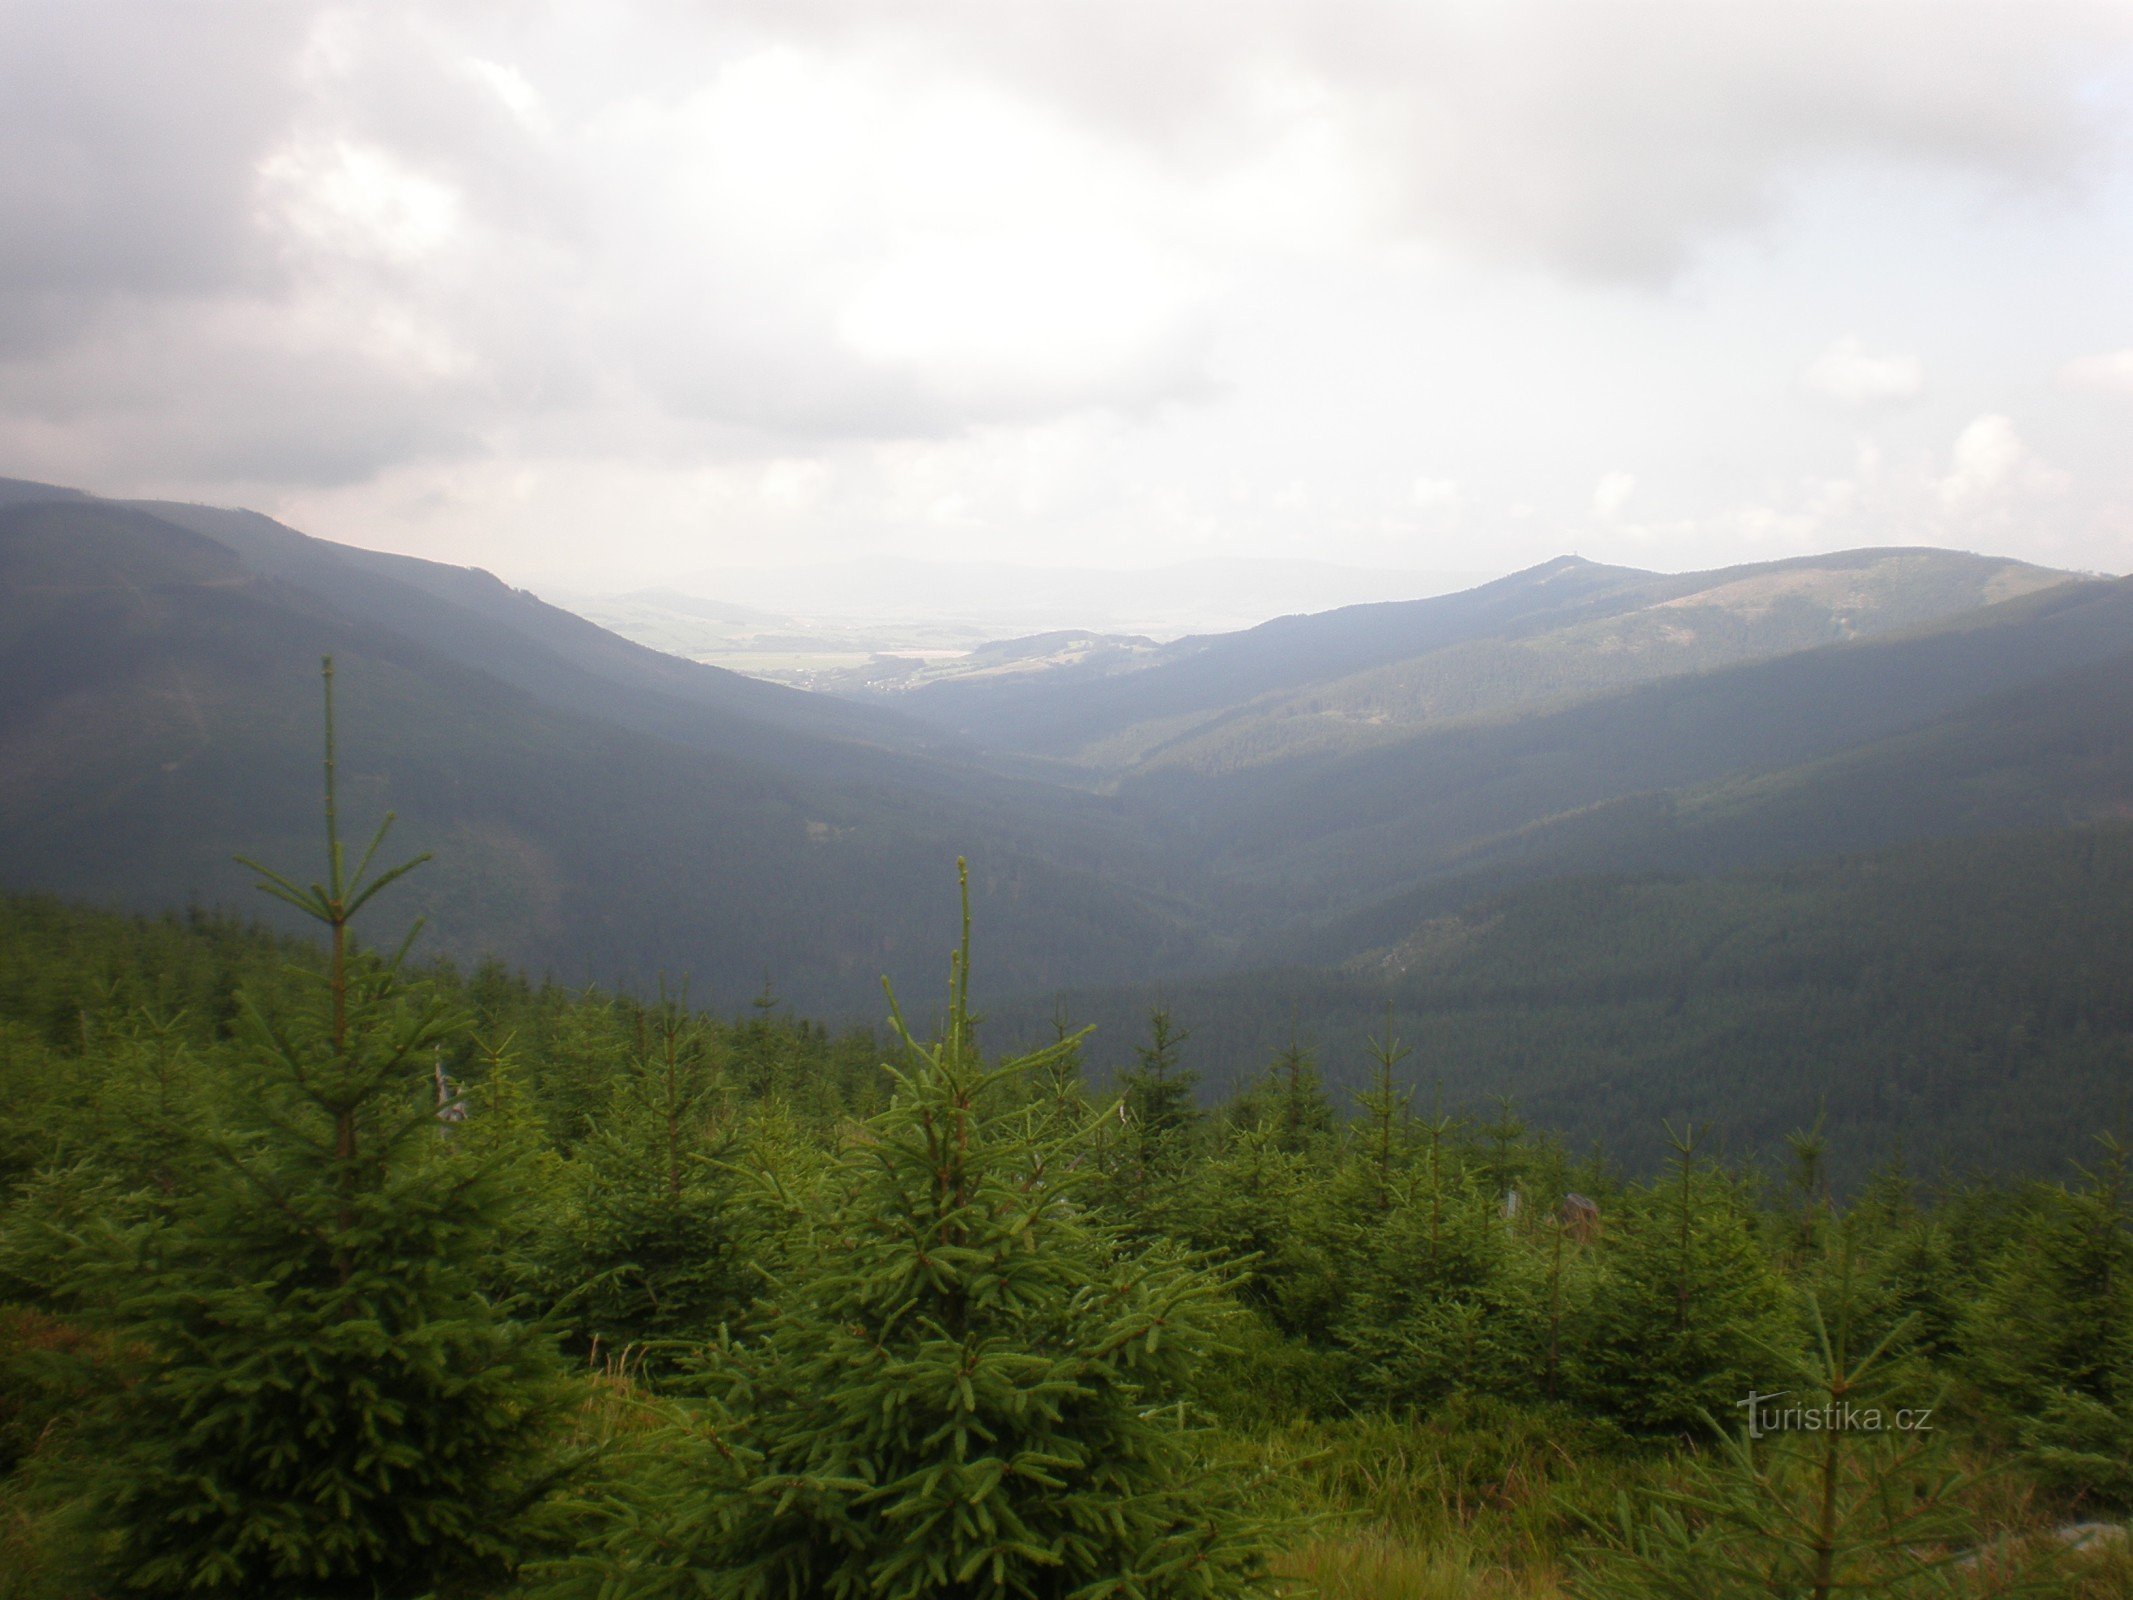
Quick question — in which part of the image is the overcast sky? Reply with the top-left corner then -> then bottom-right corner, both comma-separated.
3,1 -> 2130,598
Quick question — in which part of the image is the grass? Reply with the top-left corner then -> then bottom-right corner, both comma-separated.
1224,1399 -> 2133,1600
1275,1531 -> 1567,1600
1218,1399 -> 1649,1600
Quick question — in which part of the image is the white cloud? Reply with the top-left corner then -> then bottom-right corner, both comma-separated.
1800,336 -> 1923,408
1562,410 -> 2099,576
2059,349 -> 2133,394
1314,3 -> 2123,283
258,139 -> 462,264
1938,414 -> 2069,509
1592,470 -> 1637,520
1410,475 -> 1461,510
836,231 -> 1205,408
464,58 -> 546,133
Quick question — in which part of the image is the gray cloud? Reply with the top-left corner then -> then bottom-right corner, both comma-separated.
0,0 -> 2126,567
0,3 -> 317,342
1363,2 -> 2121,281
0,292 -> 487,486
715,2 -> 2127,280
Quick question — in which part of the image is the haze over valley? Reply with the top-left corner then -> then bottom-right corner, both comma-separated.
7,471 -> 2131,1175
560,556 -> 1488,688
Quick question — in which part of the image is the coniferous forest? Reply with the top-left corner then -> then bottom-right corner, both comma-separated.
2,666 -> 2129,1598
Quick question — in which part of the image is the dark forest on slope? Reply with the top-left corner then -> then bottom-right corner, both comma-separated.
989,825 -> 2133,1182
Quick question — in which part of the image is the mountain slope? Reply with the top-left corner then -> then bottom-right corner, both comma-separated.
988,823 -> 2133,1182
116,494 -> 952,773
1288,626 -> 2133,963
0,495 -> 1221,1010
7,472 -> 2129,1048
1115,570 -> 2133,924
886,555 -> 1660,758
885,548 -> 2075,771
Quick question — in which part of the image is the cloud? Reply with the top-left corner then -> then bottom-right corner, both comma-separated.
740,2 -> 2126,283
258,139 -> 463,265
0,0 -> 2126,585
1592,470 -> 1637,520
0,2 -> 320,351
2059,349 -> 2133,394
0,289 -> 488,487
0,10 -> 1220,489
1938,414 -> 2068,509
1800,336 -> 1923,408
1253,1 -> 2124,283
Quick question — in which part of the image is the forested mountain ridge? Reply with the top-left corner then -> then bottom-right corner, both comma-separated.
1120,568 -> 2133,924
879,547 -> 2079,771
0,490 -> 1225,1011
3,475 -> 940,767
1278,621 -> 2133,963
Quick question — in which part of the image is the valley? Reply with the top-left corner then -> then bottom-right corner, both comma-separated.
4,472 -> 2131,1178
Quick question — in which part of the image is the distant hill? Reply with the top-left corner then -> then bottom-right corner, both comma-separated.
883,549 -> 2077,771
813,630 -> 1166,696
1281,618 -> 2133,966
553,586 -> 995,690
986,824 -> 2133,1184
1132,569 -> 2133,932
653,552 -> 1484,640
0,486 -> 1222,1011
612,587 -> 788,626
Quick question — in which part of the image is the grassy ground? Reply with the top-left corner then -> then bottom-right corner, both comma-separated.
1236,1402 -> 2133,1600
1237,1402 -> 1637,1600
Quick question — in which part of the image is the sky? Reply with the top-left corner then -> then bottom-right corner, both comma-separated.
3,0 -> 2131,604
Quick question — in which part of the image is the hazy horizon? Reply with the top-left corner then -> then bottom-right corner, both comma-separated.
554,550 -> 1490,639
25,452 -> 2129,645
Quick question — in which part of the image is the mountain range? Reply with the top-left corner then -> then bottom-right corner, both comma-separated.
0,480 -> 1212,1009
4,472 -> 2130,1172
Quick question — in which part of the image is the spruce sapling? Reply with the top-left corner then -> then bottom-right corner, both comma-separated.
58,657 -> 571,1598
586,861 -> 1278,1600
1576,1236 -> 2014,1600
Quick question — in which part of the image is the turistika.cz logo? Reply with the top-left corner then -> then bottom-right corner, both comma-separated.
1735,1391 -> 1935,1441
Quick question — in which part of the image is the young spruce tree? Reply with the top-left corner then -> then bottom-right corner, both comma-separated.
1576,1240 -> 1995,1600
1353,1004 -> 1412,1213
1111,1007 -> 1200,1227
1583,1123 -> 1790,1434
592,863 -> 1276,1600
561,985 -> 751,1374
1964,1135 -> 2133,1499
60,659 -> 570,1598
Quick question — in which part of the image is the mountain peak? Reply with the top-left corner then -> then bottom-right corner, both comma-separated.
1524,553 -> 1627,579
